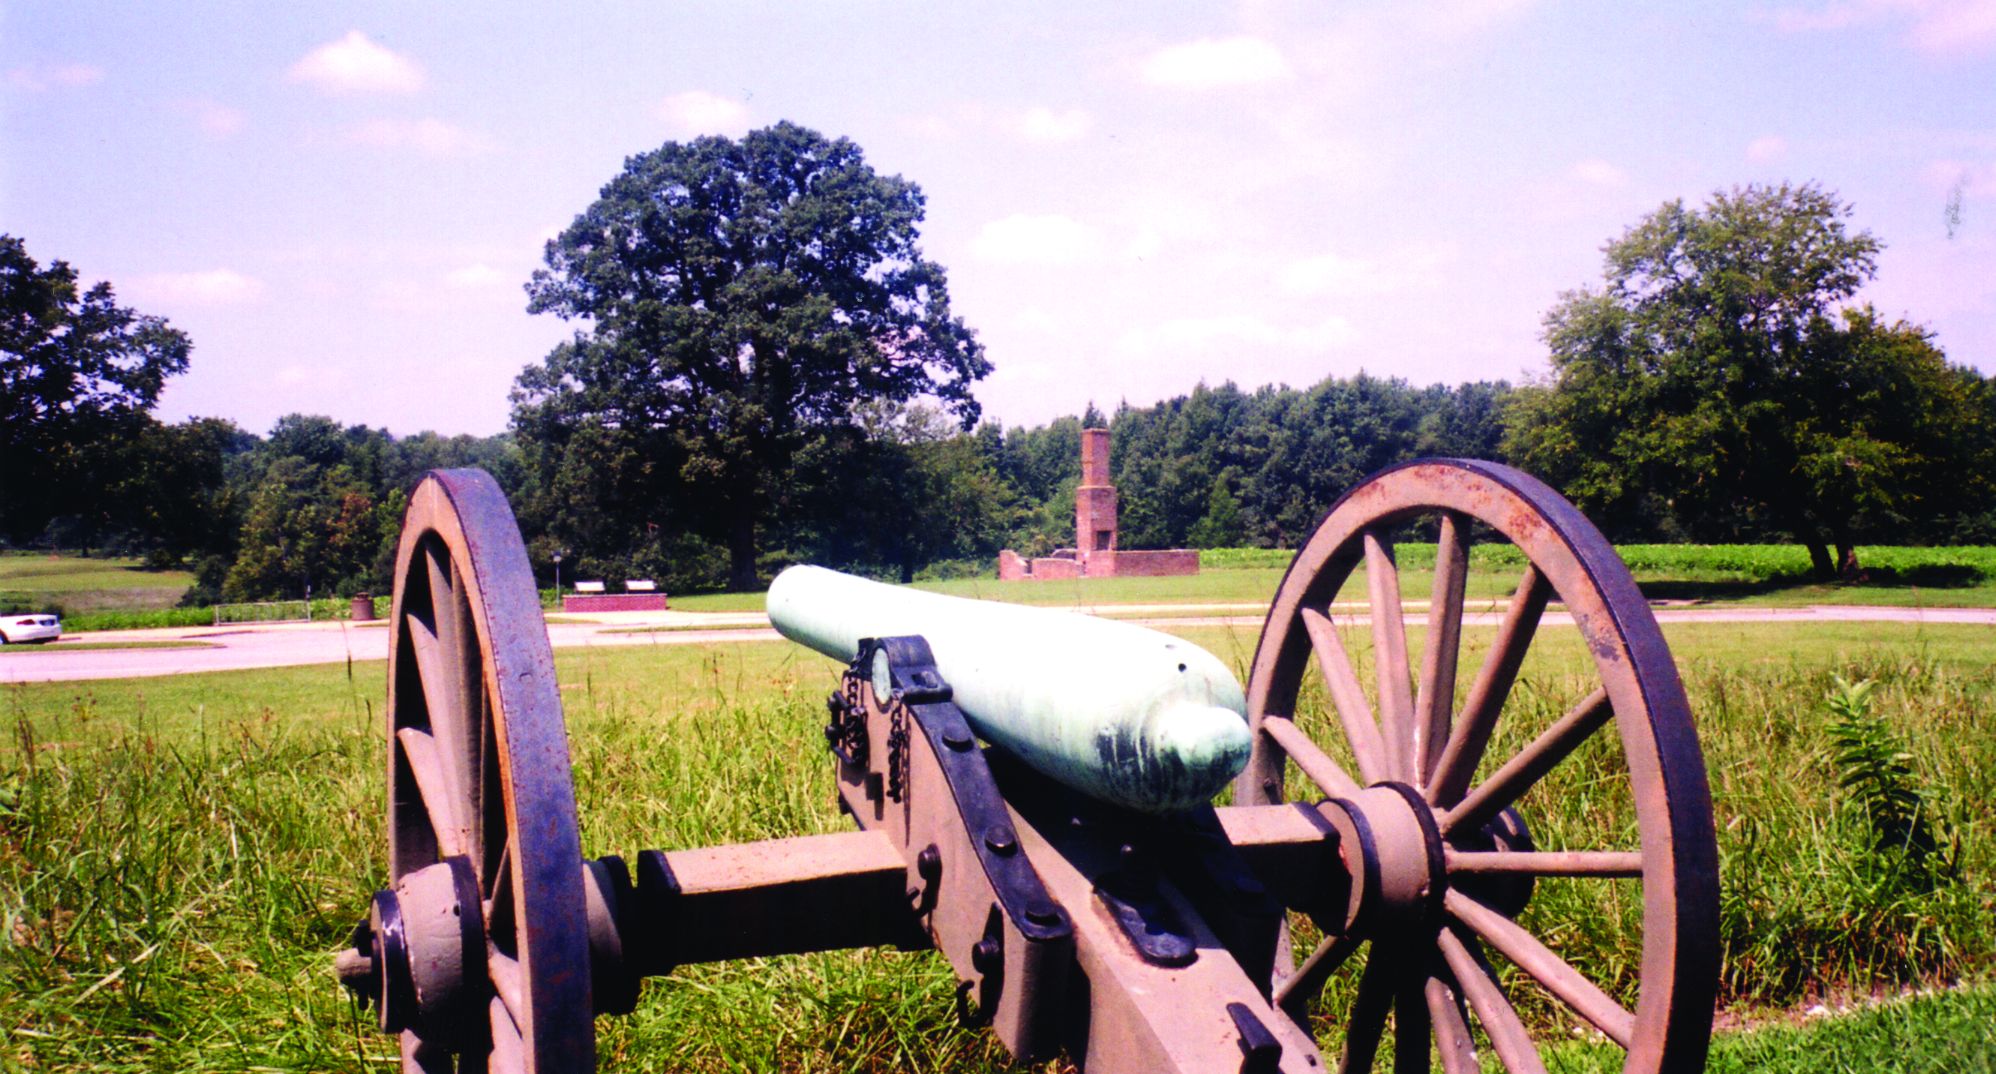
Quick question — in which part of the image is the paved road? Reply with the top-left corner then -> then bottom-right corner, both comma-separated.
4,603 -> 1990,685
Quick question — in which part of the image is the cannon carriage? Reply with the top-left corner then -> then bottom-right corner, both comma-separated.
335,459 -> 1717,1073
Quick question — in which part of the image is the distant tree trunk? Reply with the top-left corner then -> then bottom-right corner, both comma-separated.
727,514 -> 758,592
1791,512 -> 1837,581
1833,523 -> 1860,581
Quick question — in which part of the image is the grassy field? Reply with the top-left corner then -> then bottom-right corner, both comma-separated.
666,542 -> 1996,617
3,613 -> 1993,1070
15,541 -> 1996,630
0,553 -> 193,617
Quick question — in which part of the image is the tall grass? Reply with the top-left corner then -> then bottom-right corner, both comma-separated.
2,623 -> 1992,1069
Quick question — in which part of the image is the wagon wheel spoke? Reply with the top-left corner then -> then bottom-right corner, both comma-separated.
405,610 -> 460,763
1339,945 -> 1397,1074
1275,931 -> 1362,1020
1435,928 -> 1546,1074
1441,687 -> 1613,837
1446,890 -> 1636,1046
427,544 -> 486,829
395,726 -> 470,858
1363,532 -> 1416,781
1446,849 -> 1643,877
488,995 -> 525,1072
485,838 -> 515,932
1414,513 -> 1470,786
1425,973 -> 1478,1074
1300,607 -> 1389,785
1426,566 -> 1552,807
1260,712 -> 1362,798
402,1032 -> 452,1072
487,946 -> 528,1025
1393,964 -> 1432,1074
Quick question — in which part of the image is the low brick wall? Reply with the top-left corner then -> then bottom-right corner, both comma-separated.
1091,549 -> 1200,577
996,548 -> 1200,580
1029,556 -> 1082,580
562,593 -> 669,612
998,550 -> 1029,581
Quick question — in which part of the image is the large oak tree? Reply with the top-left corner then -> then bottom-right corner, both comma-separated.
514,123 -> 988,590
1505,183 -> 1985,578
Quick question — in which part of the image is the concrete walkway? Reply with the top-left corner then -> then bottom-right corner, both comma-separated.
3,602 -> 1991,684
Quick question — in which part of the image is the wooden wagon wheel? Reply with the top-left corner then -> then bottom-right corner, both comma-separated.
1236,459 -> 1718,1074
349,469 -> 595,1073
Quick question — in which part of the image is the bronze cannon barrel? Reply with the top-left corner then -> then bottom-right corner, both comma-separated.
767,565 -> 1251,813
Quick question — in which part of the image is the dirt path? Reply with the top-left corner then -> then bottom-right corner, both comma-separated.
4,603 -> 1991,684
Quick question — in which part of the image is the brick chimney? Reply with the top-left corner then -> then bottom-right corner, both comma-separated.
1075,428 -> 1117,554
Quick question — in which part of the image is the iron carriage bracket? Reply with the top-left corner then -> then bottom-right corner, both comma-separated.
836,634 -> 1074,1060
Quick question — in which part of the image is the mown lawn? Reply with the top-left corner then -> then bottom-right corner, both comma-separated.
3,616 -> 1992,1070
0,553 -> 193,616
668,542 -> 1996,617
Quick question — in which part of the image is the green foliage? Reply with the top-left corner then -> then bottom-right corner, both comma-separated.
515,122 -> 989,590
0,234 -> 193,549
1507,183 -> 1994,574
983,377 -> 1512,557
1824,676 -> 1957,888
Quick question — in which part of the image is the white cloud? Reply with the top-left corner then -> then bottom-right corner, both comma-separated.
1015,106 -> 1091,144
174,98 -> 245,139
656,90 -> 752,137
1140,36 -> 1293,89
970,213 -> 1105,265
1281,242 -> 1457,297
1746,134 -> 1789,163
1929,159 -> 1996,197
6,62 -> 104,91
1119,194 -> 1221,261
1119,314 -> 1356,355
288,31 -> 424,95
133,269 -> 265,305
446,263 -> 506,288
1570,158 -> 1629,185
1761,1 -> 1996,56
345,117 -> 494,156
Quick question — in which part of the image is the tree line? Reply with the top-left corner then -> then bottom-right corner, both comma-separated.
6,126 -> 1991,600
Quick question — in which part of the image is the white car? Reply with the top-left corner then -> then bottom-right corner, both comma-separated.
0,613 -> 61,644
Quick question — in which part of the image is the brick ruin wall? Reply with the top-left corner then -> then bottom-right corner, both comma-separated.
562,593 -> 670,612
998,427 -> 1199,581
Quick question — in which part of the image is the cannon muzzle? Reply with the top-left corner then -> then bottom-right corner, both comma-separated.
768,566 -> 1250,813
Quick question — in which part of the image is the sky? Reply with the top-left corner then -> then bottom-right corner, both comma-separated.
5,1 -> 1994,438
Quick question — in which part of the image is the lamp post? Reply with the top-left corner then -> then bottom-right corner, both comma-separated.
552,552 -> 563,610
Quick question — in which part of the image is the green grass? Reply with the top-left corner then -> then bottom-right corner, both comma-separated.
590,614 -> 770,630
3,621 -> 1994,1070
1547,983 -> 1996,1073
0,552 -> 192,617
670,543 -> 1996,615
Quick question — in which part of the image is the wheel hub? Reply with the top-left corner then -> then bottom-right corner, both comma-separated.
1319,783 -> 1447,937
340,857 -> 487,1046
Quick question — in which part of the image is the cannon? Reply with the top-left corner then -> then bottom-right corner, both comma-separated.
335,458 -> 1718,1073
